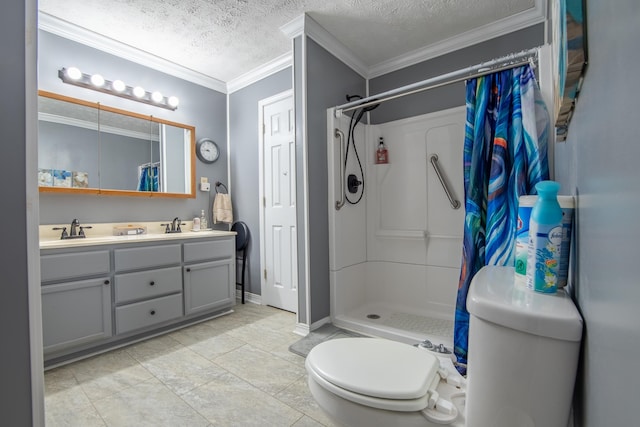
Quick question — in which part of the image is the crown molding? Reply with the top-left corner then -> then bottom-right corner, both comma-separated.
40,1 -> 546,92
227,52 -> 292,94
280,14 -> 368,78
38,12 -> 227,93
280,15 -> 305,39
368,0 -> 546,78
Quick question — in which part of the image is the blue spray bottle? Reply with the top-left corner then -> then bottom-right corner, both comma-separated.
526,181 -> 563,293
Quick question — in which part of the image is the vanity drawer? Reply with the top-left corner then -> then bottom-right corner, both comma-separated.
114,266 -> 182,304
183,238 -> 234,263
114,244 -> 181,271
41,250 -> 110,282
115,293 -> 183,335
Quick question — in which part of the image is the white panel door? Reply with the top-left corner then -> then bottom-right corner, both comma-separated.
261,93 -> 297,312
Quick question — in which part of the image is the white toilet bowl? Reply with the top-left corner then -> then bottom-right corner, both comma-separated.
305,337 -> 466,427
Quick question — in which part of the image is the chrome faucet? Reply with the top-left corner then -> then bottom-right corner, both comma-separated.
53,218 -> 92,239
70,219 -> 80,237
161,217 -> 184,233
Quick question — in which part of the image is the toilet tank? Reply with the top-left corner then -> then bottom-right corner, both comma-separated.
465,266 -> 583,427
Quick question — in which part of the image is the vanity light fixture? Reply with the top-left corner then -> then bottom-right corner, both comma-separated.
58,67 -> 179,111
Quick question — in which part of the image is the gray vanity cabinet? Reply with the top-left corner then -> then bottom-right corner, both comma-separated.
114,244 -> 183,334
40,250 -> 112,354
183,238 -> 235,315
41,235 -> 235,364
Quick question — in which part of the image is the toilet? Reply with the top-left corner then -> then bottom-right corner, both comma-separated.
305,266 -> 583,427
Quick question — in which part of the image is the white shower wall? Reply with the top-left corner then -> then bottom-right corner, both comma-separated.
328,107 -> 466,342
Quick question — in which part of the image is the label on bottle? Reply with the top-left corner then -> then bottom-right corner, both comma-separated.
376,147 -> 388,164
526,221 -> 563,293
514,205 -> 532,281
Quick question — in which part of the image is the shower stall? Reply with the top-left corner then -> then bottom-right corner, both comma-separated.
327,105 -> 466,348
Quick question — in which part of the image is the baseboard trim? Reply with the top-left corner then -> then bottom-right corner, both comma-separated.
236,289 -> 262,305
309,316 -> 331,332
294,323 -> 309,337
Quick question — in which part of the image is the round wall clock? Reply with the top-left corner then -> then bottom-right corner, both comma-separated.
196,138 -> 220,164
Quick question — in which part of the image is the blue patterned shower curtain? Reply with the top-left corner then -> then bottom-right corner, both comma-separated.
454,65 -> 550,370
137,165 -> 159,192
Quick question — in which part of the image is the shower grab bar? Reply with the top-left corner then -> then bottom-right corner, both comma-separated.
429,154 -> 461,210
335,129 -> 346,210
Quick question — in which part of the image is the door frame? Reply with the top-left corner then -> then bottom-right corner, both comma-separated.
258,89 -> 297,313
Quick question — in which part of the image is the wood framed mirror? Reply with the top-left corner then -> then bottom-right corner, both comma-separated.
37,90 -> 196,198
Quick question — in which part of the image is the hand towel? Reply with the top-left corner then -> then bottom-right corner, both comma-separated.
213,193 -> 233,224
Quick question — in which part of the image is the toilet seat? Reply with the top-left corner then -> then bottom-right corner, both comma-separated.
306,338 -> 441,412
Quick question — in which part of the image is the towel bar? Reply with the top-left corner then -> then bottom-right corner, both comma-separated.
215,181 -> 228,194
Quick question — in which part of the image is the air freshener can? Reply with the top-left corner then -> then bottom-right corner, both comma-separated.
516,195 -> 574,288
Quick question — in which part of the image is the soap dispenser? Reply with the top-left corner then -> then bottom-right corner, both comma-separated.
376,137 -> 388,164
200,209 -> 208,230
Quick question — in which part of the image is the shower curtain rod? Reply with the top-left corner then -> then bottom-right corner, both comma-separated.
334,46 -> 541,116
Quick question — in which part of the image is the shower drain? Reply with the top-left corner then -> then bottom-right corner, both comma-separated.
366,314 -> 381,319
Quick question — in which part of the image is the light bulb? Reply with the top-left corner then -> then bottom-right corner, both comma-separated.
167,96 -> 179,108
66,67 -> 82,80
151,91 -> 163,103
112,79 -> 126,92
90,74 -> 105,87
133,86 -> 146,98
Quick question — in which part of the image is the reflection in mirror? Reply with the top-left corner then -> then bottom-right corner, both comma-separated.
37,91 -> 195,198
98,109 -> 158,192
38,96 -> 98,189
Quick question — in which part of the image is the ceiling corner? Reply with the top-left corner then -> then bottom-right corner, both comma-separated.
227,52 -> 293,94
301,14 -> 369,78
38,11 -> 228,93
369,0 -> 547,78
280,14 -> 305,39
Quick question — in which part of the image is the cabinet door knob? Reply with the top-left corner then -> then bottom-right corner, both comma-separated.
150,310 -> 156,315
186,268 -> 191,272
104,280 -> 110,285
149,281 -> 155,286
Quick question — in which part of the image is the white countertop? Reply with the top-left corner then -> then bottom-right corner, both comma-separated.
40,221 -> 235,250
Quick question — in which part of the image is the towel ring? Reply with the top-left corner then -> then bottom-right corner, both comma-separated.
215,182 -> 228,194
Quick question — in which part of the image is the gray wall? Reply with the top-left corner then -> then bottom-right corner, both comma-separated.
369,24 -> 544,123
1,0 -> 35,424
228,68 -> 292,296
304,38 -> 366,324
554,1 -> 640,425
38,31 -> 227,227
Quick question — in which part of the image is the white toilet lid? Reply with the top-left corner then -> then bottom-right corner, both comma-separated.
306,337 -> 439,400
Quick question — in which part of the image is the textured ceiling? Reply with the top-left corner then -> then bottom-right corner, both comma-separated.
39,0 -> 536,84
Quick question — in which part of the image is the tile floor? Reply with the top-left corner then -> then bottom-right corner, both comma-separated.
44,302 -> 336,427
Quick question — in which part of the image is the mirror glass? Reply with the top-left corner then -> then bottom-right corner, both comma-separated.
38,96 -> 99,189
37,91 -> 195,198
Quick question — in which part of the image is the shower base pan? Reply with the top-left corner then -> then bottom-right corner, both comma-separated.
332,303 -> 454,350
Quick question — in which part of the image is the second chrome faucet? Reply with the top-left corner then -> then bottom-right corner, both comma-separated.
161,217 -> 185,233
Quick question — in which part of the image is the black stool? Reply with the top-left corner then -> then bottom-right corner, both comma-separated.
231,221 -> 250,304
